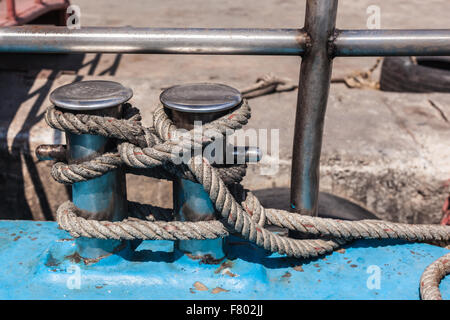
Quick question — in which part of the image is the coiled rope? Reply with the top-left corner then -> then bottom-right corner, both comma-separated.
420,252 -> 450,300
45,98 -> 450,300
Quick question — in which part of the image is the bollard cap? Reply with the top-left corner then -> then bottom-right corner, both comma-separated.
160,83 -> 242,113
50,80 -> 133,110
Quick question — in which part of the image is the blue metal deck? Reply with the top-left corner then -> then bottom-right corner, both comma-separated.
0,220 -> 448,300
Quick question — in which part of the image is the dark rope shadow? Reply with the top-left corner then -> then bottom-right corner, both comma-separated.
0,52 -> 122,220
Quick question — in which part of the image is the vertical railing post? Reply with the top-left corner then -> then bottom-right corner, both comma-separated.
290,0 -> 338,216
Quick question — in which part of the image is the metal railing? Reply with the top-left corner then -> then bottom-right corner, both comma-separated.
1,0 -> 450,217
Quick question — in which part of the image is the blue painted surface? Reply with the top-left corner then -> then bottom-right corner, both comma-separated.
0,220 -> 448,300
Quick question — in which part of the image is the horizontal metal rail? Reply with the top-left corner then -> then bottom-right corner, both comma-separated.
2,18 -> 450,220
0,26 -> 307,55
334,29 -> 450,56
1,26 -> 450,56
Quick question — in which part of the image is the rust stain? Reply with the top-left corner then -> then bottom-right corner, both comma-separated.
193,281 -> 208,291
350,264 -> 358,268
83,253 -> 113,265
336,248 -> 346,254
313,263 -> 320,268
225,270 -> 237,278
214,261 -> 233,274
211,287 -> 229,294
13,236 -> 20,241
95,285 -> 103,289
186,253 -> 225,265
282,271 -> 292,278
45,254 -> 61,267
293,265 -> 304,272
189,288 -> 196,294
65,241 -> 127,266
65,252 -> 82,264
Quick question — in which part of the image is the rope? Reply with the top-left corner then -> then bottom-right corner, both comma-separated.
240,73 -> 298,98
47,101 -> 251,185
52,155 -> 247,186
57,201 -> 230,241
45,103 -> 155,148
420,252 -> 450,300
331,58 -> 382,90
45,97 -> 450,300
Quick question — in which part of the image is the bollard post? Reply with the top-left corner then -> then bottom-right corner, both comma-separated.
160,83 -> 244,259
48,80 -> 132,259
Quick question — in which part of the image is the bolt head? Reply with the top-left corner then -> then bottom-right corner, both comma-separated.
160,83 -> 242,113
50,80 -> 133,110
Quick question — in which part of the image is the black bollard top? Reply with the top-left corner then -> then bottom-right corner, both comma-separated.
160,83 -> 242,113
50,80 -> 133,110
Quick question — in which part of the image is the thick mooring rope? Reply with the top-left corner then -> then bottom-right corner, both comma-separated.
420,252 -> 450,300
45,99 -> 450,300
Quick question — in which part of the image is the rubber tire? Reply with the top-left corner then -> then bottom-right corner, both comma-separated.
318,192 -> 378,221
380,56 -> 450,93
252,188 -> 379,221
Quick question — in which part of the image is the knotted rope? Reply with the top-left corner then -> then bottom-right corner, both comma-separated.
45,98 -> 450,300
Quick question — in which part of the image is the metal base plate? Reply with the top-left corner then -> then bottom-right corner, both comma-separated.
0,220 -> 449,300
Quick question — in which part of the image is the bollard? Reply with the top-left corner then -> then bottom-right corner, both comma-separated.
41,80 -> 132,259
160,83 -> 249,259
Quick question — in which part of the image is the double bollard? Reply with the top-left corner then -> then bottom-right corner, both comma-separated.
36,80 -> 261,261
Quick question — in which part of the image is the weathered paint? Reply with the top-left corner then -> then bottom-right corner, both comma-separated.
0,220 -> 448,300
